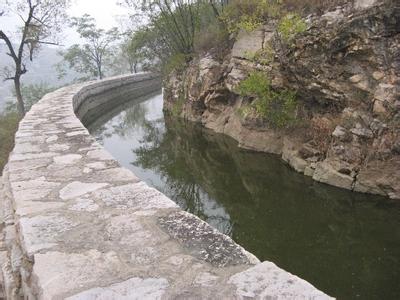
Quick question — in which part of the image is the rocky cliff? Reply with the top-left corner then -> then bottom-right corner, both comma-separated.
164,0 -> 400,199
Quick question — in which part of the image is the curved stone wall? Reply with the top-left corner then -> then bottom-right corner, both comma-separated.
0,74 -> 331,299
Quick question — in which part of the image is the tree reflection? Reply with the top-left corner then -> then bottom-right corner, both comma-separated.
133,116 -> 233,234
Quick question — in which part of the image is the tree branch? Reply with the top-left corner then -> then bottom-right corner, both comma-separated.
25,39 -> 61,46
0,30 -> 18,62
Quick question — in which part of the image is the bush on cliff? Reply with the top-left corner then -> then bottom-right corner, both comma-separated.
219,0 -> 281,34
237,72 -> 297,128
277,13 -> 307,43
0,112 -> 19,175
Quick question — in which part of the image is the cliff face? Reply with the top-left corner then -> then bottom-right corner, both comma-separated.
163,0 -> 400,199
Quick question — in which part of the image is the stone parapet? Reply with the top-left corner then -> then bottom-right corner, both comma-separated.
0,74 -> 332,299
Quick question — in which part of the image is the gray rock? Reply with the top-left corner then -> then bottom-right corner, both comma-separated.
231,27 -> 264,59
332,125 -> 347,138
350,127 -> 374,138
313,162 -> 354,190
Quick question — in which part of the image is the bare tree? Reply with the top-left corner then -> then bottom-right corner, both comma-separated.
0,0 -> 69,116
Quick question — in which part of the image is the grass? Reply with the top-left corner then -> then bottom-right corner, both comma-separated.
0,112 -> 20,175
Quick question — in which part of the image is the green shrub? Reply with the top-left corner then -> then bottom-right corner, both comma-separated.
163,53 -> 191,75
237,72 -> 297,128
0,112 -> 20,174
278,13 -> 307,43
220,0 -> 281,34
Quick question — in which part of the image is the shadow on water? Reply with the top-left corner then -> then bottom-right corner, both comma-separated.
89,92 -> 400,300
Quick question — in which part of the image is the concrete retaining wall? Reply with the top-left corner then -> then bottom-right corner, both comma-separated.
0,74 -> 332,299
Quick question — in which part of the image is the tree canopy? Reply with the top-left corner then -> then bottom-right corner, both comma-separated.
59,14 -> 120,80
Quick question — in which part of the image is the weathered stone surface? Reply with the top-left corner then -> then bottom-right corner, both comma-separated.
59,181 -> 109,200
66,277 -> 170,300
229,261 -> 331,299
159,211 -> 259,267
313,162 -> 354,190
0,74 -> 331,299
355,0 -> 378,9
231,27 -> 265,59
53,154 -> 82,165
282,139 -> 309,173
332,126 -> 347,138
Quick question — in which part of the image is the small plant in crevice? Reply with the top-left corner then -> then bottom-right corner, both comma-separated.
171,91 -> 186,117
305,117 -> 335,155
244,45 -> 275,65
277,13 -> 307,44
236,71 -> 298,128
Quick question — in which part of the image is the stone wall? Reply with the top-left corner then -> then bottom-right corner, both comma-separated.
0,74 -> 331,299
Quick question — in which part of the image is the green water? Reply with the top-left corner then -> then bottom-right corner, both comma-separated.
89,92 -> 400,300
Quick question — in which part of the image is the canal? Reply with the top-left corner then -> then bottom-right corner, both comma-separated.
88,91 -> 400,300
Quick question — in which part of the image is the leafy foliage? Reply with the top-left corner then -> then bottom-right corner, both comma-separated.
122,0 -> 201,55
164,53 -> 191,75
59,14 -> 120,80
193,3 -> 230,56
277,13 -> 307,43
237,72 -> 297,128
119,31 -> 149,74
219,0 -> 281,34
121,1 -> 231,73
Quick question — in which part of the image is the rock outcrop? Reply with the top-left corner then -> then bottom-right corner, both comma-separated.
164,0 -> 400,199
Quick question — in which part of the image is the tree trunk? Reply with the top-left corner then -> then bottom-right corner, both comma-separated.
129,62 -> 134,74
134,63 -> 137,74
97,62 -> 103,79
14,77 -> 25,117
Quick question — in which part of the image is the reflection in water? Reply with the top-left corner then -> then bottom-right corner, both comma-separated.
90,93 -> 400,300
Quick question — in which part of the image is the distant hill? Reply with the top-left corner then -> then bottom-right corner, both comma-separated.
0,44 -> 77,112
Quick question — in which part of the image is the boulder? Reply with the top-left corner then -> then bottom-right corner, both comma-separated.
231,28 -> 264,59
355,0 -> 378,9
332,126 -> 347,138
313,161 -> 354,190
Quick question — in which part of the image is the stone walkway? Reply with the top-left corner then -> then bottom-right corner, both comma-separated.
0,74 -> 332,299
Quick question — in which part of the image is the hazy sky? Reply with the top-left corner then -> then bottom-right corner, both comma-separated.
0,0 -> 128,46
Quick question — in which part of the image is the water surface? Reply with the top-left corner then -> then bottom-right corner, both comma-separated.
89,92 -> 400,300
